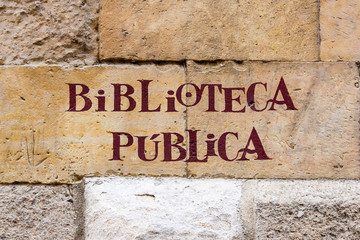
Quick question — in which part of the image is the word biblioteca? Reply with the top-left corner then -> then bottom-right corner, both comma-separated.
66,77 -> 297,162
66,77 -> 297,113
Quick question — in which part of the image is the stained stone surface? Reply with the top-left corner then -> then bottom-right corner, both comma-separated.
186,61 -> 360,179
84,177 -> 244,240
0,62 -> 359,183
320,0 -> 360,61
0,0 -> 98,65
100,0 -> 319,61
254,180 -> 360,239
0,65 -> 186,183
0,184 -> 79,240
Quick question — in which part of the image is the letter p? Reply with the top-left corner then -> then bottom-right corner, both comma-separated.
109,132 -> 134,161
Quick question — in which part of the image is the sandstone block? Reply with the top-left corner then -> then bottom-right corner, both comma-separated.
0,65 -> 186,183
320,0 -> 360,61
100,0 -> 319,61
0,184 -> 80,240
1,62 -> 359,183
84,177 -> 244,239
254,180 -> 360,239
186,61 -> 360,179
0,0 -> 98,65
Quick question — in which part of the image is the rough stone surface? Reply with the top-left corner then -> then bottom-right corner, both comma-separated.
73,181 -> 86,240
0,184 -> 79,239
186,61 -> 360,179
0,65 -> 186,183
0,0 -> 98,66
320,0 -> 360,61
84,177 -> 244,240
254,180 -> 360,239
100,0 -> 319,61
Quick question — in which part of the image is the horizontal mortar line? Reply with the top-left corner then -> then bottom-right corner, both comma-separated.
100,58 -> 348,65
2,177 -> 360,185
0,60 -> 359,69
0,182 -> 77,186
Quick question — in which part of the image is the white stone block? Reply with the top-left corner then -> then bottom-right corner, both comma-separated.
84,177 -> 244,240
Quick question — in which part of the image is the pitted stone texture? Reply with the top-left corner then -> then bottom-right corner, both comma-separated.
0,0 -> 98,65
84,177 -> 244,240
0,184 -> 78,239
320,0 -> 360,61
254,180 -> 360,239
186,61 -> 360,179
100,0 -> 319,61
0,65 -> 186,183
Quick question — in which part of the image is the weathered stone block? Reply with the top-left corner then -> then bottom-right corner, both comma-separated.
100,0 -> 319,61
0,0 -> 98,65
320,0 -> 360,61
0,184 -> 80,240
254,180 -> 360,239
186,61 -> 360,179
0,65 -> 186,183
84,177 -> 244,239
1,62 -> 359,182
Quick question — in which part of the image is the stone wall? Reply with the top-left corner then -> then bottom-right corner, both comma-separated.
0,0 -> 359,239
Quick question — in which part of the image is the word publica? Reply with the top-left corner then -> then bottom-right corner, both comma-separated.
110,128 -> 271,162
67,77 -> 297,112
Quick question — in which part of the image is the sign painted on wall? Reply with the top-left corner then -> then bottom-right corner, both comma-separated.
0,62 -> 359,183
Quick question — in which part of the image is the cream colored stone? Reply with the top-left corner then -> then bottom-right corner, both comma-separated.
186,61 -> 360,179
100,0 -> 319,61
320,0 -> 360,61
0,0 -> 98,65
254,180 -> 360,239
0,65 -> 186,183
